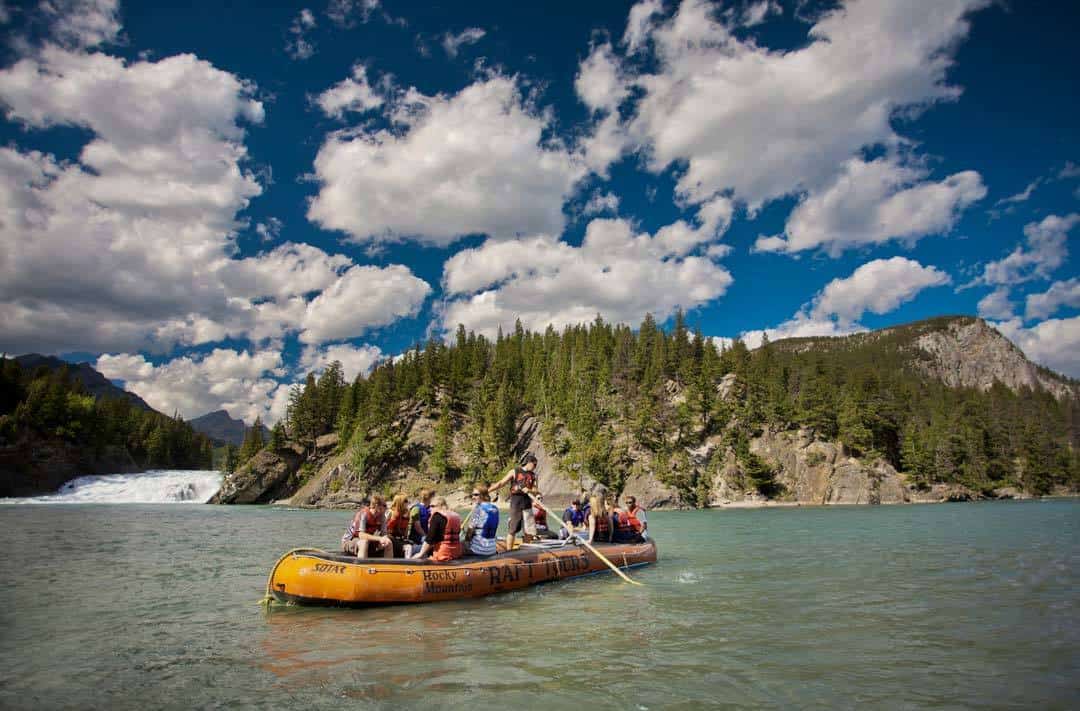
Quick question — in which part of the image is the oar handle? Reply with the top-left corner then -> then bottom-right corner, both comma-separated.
532,499 -> 643,586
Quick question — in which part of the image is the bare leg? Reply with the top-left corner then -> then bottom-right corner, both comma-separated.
358,538 -> 370,558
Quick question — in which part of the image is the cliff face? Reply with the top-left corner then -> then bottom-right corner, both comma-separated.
0,434 -> 139,497
905,318 -> 1076,400
209,444 -> 305,504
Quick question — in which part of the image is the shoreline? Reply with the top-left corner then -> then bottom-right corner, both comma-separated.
269,493 -> 1079,512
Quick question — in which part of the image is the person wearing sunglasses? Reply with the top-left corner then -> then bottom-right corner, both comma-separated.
463,484 -> 499,557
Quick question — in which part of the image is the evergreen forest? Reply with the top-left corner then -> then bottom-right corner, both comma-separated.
279,314 -> 1080,501
0,357 -> 214,470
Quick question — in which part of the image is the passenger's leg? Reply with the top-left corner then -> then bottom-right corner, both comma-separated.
521,507 -> 537,543
357,538 -> 370,558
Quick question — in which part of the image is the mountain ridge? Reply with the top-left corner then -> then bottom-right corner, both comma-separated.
212,314 -> 1079,509
189,409 -> 269,447
13,354 -> 156,412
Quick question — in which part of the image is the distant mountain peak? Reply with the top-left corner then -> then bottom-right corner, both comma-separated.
189,409 -> 268,447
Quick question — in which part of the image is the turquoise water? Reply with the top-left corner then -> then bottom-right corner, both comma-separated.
1,500 -> 1078,709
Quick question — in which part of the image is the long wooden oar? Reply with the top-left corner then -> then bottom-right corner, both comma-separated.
532,499 -> 643,586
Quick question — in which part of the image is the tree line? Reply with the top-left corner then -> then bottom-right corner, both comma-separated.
0,357 -> 213,469
278,314 -> 1079,499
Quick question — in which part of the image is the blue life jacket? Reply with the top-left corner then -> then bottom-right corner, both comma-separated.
409,502 -> 431,543
564,507 -> 586,527
477,501 -> 499,539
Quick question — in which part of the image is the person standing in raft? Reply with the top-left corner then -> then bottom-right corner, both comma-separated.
587,495 -> 611,544
386,493 -> 412,557
463,484 -> 499,556
342,494 -> 392,558
490,452 -> 540,549
410,496 -> 463,561
407,489 -> 434,549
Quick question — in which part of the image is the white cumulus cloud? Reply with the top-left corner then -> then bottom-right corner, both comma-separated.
756,157 -> 985,256
299,343 -> 383,382
1025,278 -> 1080,321
992,316 -> 1080,379
96,349 -> 285,423
439,202 -> 734,338
616,0 -> 989,211
738,257 -> 950,348
308,75 -> 586,246
441,27 -> 485,58
314,64 -> 384,118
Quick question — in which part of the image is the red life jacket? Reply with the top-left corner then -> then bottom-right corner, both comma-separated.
533,505 -> 547,526
386,511 -> 409,538
361,507 -> 384,535
614,509 -> 641,538
510,467 -> 536,495
432,510 -> 463,562
626,506 -> 645,533
592,512 -> 611,537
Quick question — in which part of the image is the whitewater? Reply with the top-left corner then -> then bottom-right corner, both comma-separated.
0,470 -> 222,504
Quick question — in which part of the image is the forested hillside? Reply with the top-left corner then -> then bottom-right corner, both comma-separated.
0,357 -> 214,495
270,314 -> 1079,504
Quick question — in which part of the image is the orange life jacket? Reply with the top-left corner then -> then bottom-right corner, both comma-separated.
626,506 -> 644,533
613,509 -> 643,540
386,511 -> 409,538
432,510 -> 463,562
361,507 -> 384,535
510,467 -> 537,495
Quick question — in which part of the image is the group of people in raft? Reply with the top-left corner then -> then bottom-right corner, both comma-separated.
341,453 -> 649,562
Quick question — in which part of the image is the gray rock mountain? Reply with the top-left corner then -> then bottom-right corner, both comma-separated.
189,409 -> 269,447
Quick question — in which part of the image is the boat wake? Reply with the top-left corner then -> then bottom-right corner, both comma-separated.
1,470 -> 223,504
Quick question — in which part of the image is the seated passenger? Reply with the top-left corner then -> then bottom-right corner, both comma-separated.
386,493 -> 411,557
408,489 -> 434,547
410,496 -> 463,562
464,485 -> 499,556
587,495 -> 611,544
559,499 -> 587,539
611,497 -> 645,544
625,495 -> 648,540
341,494 -> 392,558
532,497 -> 558,539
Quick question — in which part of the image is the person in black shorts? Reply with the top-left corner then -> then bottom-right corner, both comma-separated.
490,453 -> 540,550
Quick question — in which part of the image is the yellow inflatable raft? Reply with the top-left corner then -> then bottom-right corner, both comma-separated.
266,539 -> 657,606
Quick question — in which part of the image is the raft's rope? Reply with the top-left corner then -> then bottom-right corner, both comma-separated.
259,547 -> 332,606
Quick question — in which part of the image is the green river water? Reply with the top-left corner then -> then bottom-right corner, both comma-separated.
1,500 -> 1078,709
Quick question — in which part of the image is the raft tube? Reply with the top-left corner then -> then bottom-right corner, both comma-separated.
266,539 -> 657,606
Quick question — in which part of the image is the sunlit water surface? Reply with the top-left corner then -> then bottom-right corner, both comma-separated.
1,497 -> 1078,709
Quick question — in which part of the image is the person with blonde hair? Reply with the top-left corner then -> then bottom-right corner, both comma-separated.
341,493 -> 391,558
410,496 -> 463,561
587,495 -> 611,545
386,493 -> 411,557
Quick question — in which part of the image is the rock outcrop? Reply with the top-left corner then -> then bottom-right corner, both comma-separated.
210,445 -> 304,504
0,435 -> 139,497
906,318 -> 1077,400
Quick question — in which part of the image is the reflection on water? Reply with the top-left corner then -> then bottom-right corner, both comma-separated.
1,501 -> 1078,709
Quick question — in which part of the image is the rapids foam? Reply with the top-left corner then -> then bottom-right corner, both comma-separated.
1,470 -> 223,504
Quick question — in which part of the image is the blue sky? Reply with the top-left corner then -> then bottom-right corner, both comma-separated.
0,0 -> 1077,424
